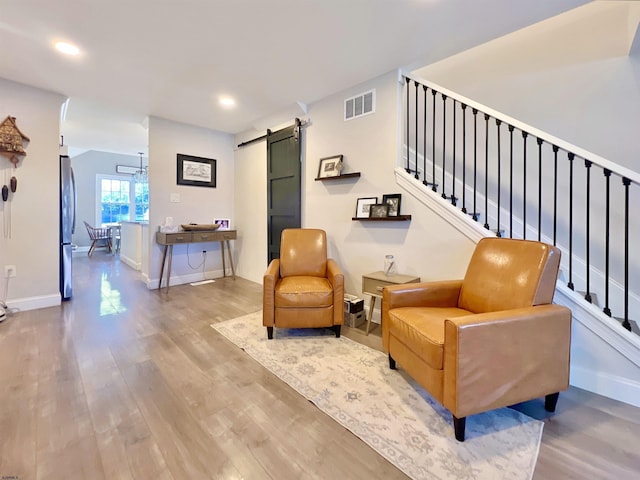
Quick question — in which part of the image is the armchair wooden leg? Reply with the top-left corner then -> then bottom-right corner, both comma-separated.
267,327 -> 273,339
453,415 -> 466,442
388,354 -> 396,370
545,392 -> 560,412
333,325 -> 341,338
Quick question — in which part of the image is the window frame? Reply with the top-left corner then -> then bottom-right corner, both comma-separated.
95,174 -> 148,226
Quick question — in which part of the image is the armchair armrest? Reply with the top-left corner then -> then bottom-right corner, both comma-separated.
382,281 -> 462,349
327,258 -> 344,325
383,280 -> 462,310
263,259 -> 280,327
443,304 -> 571,417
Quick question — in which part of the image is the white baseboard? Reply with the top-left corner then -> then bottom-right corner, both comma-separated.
570,365 -> 640,408
120,254 -> 141,271
5,293 -> 61,313
146,269 -> 227,289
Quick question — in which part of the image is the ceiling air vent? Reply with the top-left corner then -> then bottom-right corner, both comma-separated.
344,89 -> 375,121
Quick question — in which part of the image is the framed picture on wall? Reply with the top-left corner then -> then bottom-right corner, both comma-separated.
177,154 -> 216,187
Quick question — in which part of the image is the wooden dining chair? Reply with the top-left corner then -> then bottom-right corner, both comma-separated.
83,221 -> 112,256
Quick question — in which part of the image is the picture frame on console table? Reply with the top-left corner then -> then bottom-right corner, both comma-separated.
214,218 -> 230,230
177,153 -> 216,187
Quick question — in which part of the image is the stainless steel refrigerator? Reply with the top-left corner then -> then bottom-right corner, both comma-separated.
60,155 -> 76,300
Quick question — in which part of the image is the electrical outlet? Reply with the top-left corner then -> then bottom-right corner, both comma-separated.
5,265 -> 16,278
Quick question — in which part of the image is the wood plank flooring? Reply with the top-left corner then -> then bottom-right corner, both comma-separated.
1,253 -> 639,479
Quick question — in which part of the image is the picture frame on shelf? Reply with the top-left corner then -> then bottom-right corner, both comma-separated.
369,203 -> 390,218
382,193 -> 402,217
355,197 -> 378,218
317,154 -> 343,179
177,154 -> 216,188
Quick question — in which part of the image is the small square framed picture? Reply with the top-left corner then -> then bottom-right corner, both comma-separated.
382,193 -> 402,216
355,197 -> 378,218
317,155 -> 343,179
214,218 -> 230,230
369,203 -> 390,218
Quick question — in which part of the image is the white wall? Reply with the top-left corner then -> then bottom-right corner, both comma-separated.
0,78 -> 66,310
413,1 -> 640,171
146,116 -> 235,287
233,140 -> 267,282
234,71 -> 475,322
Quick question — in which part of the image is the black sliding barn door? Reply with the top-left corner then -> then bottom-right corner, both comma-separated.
267,119 -> 302,262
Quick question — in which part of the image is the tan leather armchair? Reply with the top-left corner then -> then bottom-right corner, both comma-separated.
263,228 -> 344,339
382,237 -> 571,441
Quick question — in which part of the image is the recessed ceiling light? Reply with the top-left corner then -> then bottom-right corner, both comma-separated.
219,96 -> 236,108
55,41 -> 80,56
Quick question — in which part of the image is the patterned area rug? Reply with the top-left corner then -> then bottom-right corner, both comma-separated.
212,312 -> 543,480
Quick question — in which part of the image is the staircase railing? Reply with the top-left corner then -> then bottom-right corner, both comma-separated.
401,72 -> 639,335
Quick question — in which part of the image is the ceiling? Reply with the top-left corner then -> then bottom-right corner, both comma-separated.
0,0 -> 589,156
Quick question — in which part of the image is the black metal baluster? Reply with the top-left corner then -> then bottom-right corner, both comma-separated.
405,77 -> 411,174
567,152 -> 575,290
509,125 -> 514,238
472,108 -> 478,221
431,90 -> 437,191
461,105 -> 468,214
603,168 -> 612,317
484,113 -> 490,230
584,159 -> 592,303
441,94 -> 448,199
622,177 -> 631,331
537,138 -> 543,241
422,85 -> 428,185
496,119 -> 502,237
414,81 -> 419,180
553,145 -> 559,246
522,131 -> 528,239
451,100 -> 457,206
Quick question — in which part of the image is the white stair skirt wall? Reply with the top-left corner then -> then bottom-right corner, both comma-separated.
396,167 -> 640,408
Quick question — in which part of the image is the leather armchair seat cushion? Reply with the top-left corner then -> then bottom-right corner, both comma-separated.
387,307 -> 472,370
275,276 -> 334,308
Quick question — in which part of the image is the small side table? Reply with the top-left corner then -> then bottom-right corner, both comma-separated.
362,271 -> 420,335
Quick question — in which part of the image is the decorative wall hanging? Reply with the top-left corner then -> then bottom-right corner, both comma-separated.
0,116 -> 27,238
0,116 -> 30,166
2,168 -> 12,239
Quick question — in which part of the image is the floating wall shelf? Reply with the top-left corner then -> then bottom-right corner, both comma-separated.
352,215 -> 412,222
315,172 -> 361,182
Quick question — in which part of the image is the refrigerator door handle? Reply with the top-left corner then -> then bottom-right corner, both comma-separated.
70,166 -> 77,235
